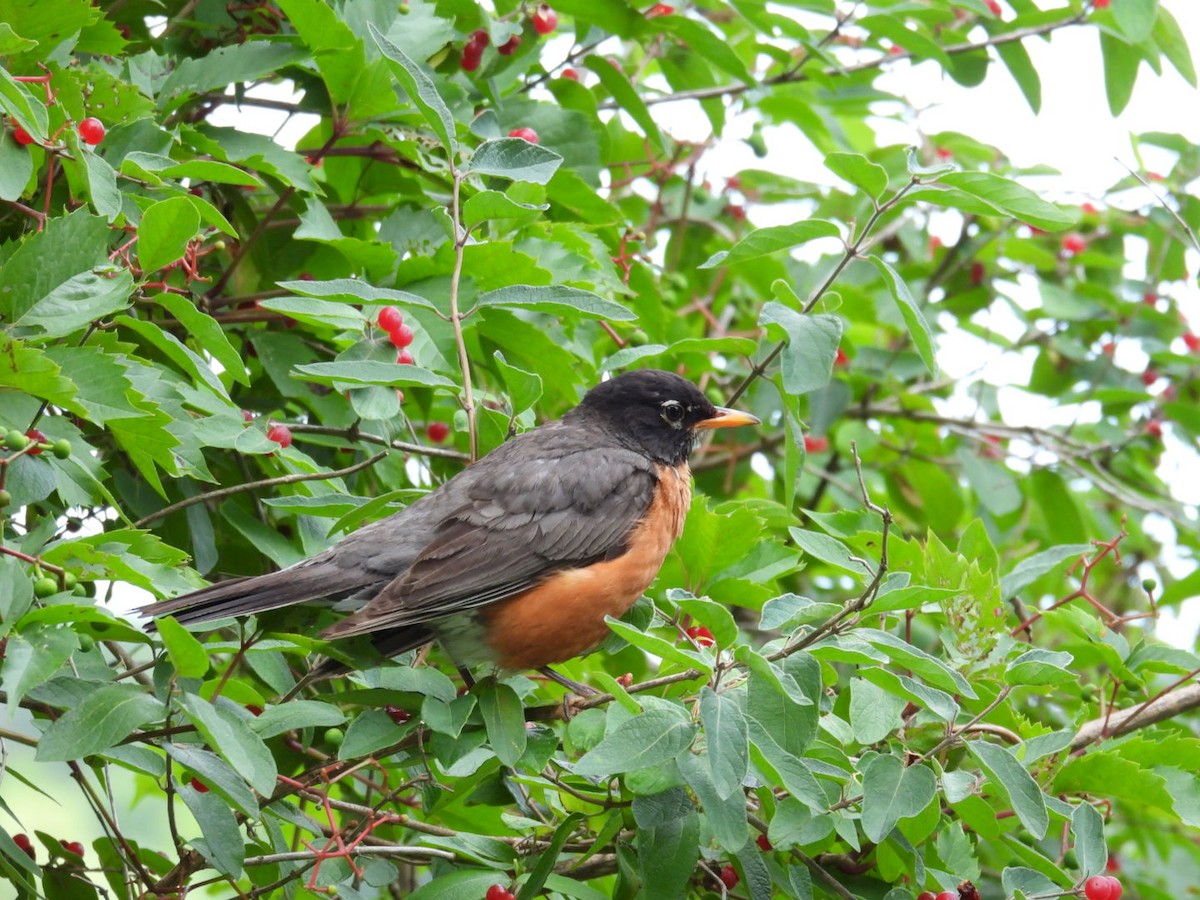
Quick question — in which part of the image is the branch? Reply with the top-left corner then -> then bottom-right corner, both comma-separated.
447,171 -> 479,461
133,450 -> 389,528
1071,683 -> 1200,751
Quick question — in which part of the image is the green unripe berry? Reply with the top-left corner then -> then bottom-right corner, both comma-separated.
5,430 -> 28,450
72,583 -> 87,596
0,489 -> 11,507
1141,578 -> 1157,593
324,727 -> 345,747
78,634 -> 95,652
34,576 -> 59,597
52,440 -> 71,459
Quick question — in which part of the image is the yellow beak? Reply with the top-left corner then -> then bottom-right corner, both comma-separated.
695,407 -> 761,430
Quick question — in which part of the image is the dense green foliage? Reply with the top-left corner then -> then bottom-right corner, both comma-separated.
2,0 -> 1199,897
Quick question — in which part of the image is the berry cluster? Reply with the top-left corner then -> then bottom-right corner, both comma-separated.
686,625 -> 715,647
1084,876 -> 1123,900
4,428 -> 71,459
377,306 -> 414,363
460,4 -> 558,73
486,885 -> 516,900
10,117 -> 105,148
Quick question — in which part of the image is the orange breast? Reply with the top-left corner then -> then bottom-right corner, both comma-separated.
482,463 -> 691,670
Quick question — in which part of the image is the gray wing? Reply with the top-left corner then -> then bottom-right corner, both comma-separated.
319,440 -> 658,640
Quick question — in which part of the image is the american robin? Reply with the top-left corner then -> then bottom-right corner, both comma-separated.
141,369 -> 758,681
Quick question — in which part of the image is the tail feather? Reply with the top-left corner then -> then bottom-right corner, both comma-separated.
140,563 -> 378,627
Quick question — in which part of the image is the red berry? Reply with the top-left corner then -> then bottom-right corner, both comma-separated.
388,324 -> 415,348
266,424 -> 293,447
1143,290 -> 1158,306
984,0 -> 1001,14
1084,876 -> 1118,900
25,428 -> 47,455
719,865 -> 739,889
467,29 -> 489,50
615,672 -> 634,687
756,834 -> 773,851
1184,333 -> 1200,352
13,125 -> 33,145
686,625 -> 715,647
13,834 -> 35,859
298,272 -> 315,280
1101,341 -> 1115,356
63,841 -> 84,857
1082,202 -> 1098,214
461,47 -> 483,71
385,705 -> 412,724
531,4 -> 557,34
508,127 -> 539,144
917,893 -> 937,900
1106,857 -> 1121,873
1144,420 -> 1163,438
970,261 -> 986,285
804,435 -> 829,453
561,67 -> 579,80
928,236 -> 943,253
1140,368 -> 1158,387
645,2 -> 674,17
1093,0 -> 1110,8
78,117 -> 106,146
934,893 -> 957,900
190,776 -> 209,793
498,35 -> 521,55
396,350 -> 414,365
835,347 -> 848,367
242,409 -> 255,423
377,306 -> 403,332
935,147 -> 953,160
245,704 -> 263,716
486,885 -> 515,900
426,422 -> 450,443
887,43 -> 904,55
1061,232 -> 1087,255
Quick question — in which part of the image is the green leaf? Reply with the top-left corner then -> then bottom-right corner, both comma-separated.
83,151 -> 122,221
463,189 -> 549,227
995,40 -> 1042,113
758,304 -> 843,395
13,268 -> 134,339
0,66 -> 48,138
37,684 -> 165,761
474,283 -> 634,321
493,351 -> 543,415
250,701 -> 346,738
584,53 -> 664,151
966,741 -> 1049,840
340,709 -> 408,759
654,17 -> 754,84
179,780 -> 244,876
849,677 -> 907,745
156,617 -> 210,679
787,527 -> 860,573
137,197 -> 201,274
515,812 -> 584,900
292,360 -> 458,389
699,687 -> 749,800
1112,0 -> 1156,43
0,126 -> 33,201
279,277 -> 441,312
2,625 -> 77,715
159,42 -> 310,110
574,706 -> 695,776
477,678 -> 527,768
370,23 -> 457,153
467,138 -> 564,185
825,151 -> 888,200
1153,6 -> 1197,86
699,219 -> 840,269
175,694 -> 277,796
860,754 -> 937,842
1005,649 -> 1076,687
938,172 -> 1075,231
604,616 -> 712,675
0,209 -> 110,324
1072,801 -> 1107,877
153,293 -> 249,385
1000,543 -> 1092,597
869,256 -> 936,373
407,869 -> 511,900
635,799 -> 700,899
1100,30 -> 1142,115
163,744 -> 258,816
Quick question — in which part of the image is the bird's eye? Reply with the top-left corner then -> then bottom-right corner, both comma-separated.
660,400 -> 685,427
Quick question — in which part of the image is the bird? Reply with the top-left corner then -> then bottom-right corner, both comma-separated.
140,369 -> 759,685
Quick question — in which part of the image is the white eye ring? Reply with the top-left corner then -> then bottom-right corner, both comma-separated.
660,400 -> 685,427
